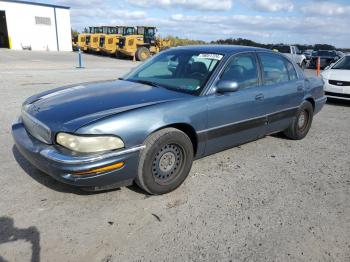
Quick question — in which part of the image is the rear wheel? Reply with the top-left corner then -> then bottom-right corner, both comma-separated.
136,47 -> 151,61
284,101 -> 313,140
136,128 -> 194,195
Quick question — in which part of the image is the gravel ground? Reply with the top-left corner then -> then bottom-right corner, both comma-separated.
0,50 -> 349,262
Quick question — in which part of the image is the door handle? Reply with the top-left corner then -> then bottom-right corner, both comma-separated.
297,85 -> 304,91
255,94 -> 264,101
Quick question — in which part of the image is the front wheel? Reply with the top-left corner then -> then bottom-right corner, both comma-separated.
136,128 -> 194,195
135,47 -> 151,61
284,101 -> 313,140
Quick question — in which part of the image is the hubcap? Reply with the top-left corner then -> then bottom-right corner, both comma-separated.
152,144 -> 183,184
159,152 -> 176,172
297,110 -> 308,131
141,51 -> 148,60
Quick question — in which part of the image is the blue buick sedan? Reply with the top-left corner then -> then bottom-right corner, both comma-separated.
12,45 -> 326,194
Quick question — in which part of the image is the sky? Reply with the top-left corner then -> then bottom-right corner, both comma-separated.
35,0 -> 350,48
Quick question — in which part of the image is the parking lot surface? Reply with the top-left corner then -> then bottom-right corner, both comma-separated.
0,50 -> 349,262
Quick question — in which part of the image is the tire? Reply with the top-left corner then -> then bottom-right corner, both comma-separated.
136,128 -> 194,195
135,47 -> 151,61
115,51 -> 124,59
284,101 -> 313,140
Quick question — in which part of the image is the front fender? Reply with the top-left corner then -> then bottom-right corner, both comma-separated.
75,97 -> 208,149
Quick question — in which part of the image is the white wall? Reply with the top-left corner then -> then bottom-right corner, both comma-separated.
55,8 -> 72,51
0,1 -> 72,51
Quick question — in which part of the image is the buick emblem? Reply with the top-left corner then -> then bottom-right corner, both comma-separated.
337,82 -> 343,86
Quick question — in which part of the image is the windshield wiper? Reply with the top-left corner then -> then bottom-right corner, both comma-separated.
126,79 -> 162,88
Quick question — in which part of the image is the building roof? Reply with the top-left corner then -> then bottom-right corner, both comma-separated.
0,0 -> 70,9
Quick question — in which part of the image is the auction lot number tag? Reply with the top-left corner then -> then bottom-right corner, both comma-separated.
198,54 -> 223,60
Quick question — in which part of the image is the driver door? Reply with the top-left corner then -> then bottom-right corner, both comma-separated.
204,52 -> 267,155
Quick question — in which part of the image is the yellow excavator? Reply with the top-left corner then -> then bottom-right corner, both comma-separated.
100,26 -> 136,56
117,26 -> 171,61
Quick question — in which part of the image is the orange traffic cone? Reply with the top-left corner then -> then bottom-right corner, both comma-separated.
316,57 -> 321,76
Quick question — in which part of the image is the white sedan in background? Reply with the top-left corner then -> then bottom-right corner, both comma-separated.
321,55 -> 350,100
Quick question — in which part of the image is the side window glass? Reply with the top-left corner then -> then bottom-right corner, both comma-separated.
285,60 -> 298,81
259,53 -> 289,85
220,54 -> 259,89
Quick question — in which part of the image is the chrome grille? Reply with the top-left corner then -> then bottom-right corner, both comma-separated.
329,80 -> 350,86
21,110 -> 52,144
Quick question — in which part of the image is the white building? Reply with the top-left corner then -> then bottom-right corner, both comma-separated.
0,0 -> 72,51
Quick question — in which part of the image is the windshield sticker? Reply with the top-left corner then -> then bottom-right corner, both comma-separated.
198,54 -> 223,60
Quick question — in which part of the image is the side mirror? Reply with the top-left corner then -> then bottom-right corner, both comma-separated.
216,80 -> 239,93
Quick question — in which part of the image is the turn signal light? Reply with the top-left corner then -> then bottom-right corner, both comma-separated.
73,162 -> 124,176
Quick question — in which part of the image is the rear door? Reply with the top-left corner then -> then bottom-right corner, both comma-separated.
204,52 -> 267,155
256,52 -> 304,134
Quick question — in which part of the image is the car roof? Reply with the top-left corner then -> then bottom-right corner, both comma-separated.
173,45 -> 267,55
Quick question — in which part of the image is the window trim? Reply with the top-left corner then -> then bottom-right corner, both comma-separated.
283,57 -> 298,81
256,51 -> 298,86
205,51 -> 262,95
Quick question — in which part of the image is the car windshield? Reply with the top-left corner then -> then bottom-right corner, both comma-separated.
332,56 -> 350,70
317,51 -> 336,57
123,49 -> 223,95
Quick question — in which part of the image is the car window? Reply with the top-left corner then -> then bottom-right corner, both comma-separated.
220,53 -> 259,89
259,53 -> 289,85
291,47 -> 295,54
332,56 -> 350,70
285,60 -> 298,80
272,45 -> 290,54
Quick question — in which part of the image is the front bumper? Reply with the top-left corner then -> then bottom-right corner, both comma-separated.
12,121 -> 142,190
88,46 -> 100,52
314,96 -> 327,114
324,82 -> 350,101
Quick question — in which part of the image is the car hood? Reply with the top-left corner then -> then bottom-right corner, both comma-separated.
321,69 -> 350,81
23,80 -> 191,132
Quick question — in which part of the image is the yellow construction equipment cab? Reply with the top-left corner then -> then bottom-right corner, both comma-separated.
72,35 -> 78,51
117,26 -> 171,61
100,26 -> 136,56
76,33 -> 91,52
87,26 -> 104,53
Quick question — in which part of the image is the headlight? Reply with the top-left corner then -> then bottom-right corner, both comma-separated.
56,133 -> 124,153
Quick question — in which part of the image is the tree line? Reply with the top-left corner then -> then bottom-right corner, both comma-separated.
169,36 -> 348,52
210,38 -> 347,52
